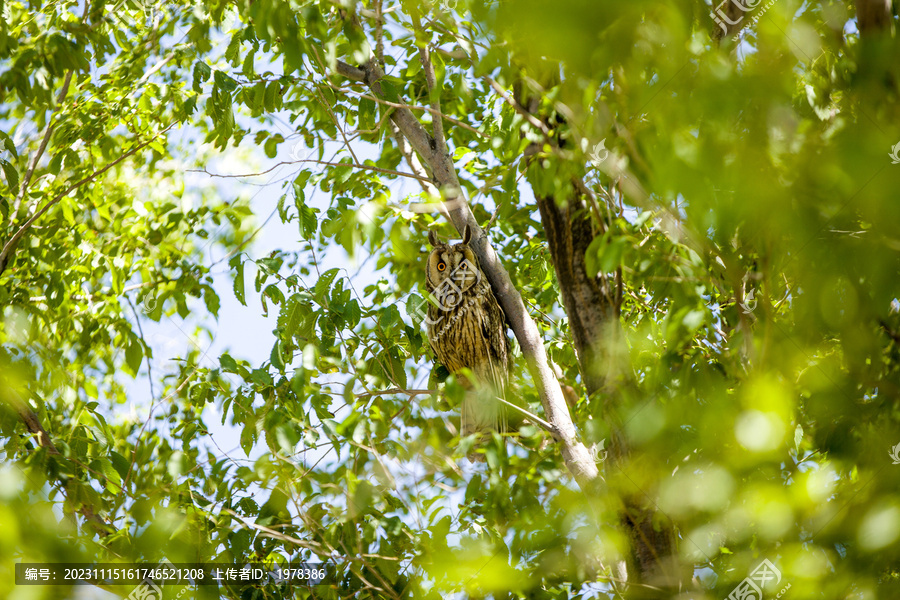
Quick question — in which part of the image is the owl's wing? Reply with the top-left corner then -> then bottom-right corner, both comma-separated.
479,290 -> 509,389
466,289 -> 509,435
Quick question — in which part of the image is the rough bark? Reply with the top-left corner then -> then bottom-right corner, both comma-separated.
516,85 -> 683,593
535,195 -> 619,396
856,0 -> 894,35
535,189 -> 682,595
710,0 -> 748,42
2,382 -> 112,537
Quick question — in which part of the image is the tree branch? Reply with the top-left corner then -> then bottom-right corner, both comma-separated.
321,80 -> 487,137
335,58 -> 601,488
0,124 -> 174,277
12,71 -> 75,216
498,397 -> 555,433
412,14 -> 447,156
856,0 -> 894,35
356,388 -> 434,398
487,75 -> 549,135
515,77 -> 684,592
2,383 -> 113,537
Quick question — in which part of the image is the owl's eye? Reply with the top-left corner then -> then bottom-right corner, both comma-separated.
437,261 -> 446,271
459,262 -> 467,269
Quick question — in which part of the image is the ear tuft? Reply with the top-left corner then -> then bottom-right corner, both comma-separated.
428,230 -> 439,247
462,224 -> 472,245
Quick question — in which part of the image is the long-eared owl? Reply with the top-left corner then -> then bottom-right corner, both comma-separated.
425,226 -> 509,451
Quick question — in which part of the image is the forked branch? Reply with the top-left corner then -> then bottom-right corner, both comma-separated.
334,57 -> 601,489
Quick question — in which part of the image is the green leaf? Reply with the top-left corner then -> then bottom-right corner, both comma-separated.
192,61 -> 211,92
124,334 -> 143,375
274,423 -> 300,453
109,451 -> 130,480
278,294 -> 306,341
379,76 -> 404,104
224,31 -> 242,65
270,339 -> 286,371
299,205 -> 317,238
241,48 -> 256,78
220,353 -> 239,373
0,131 -> 17,158
359,97 -> 376,131
98,458 -> 122,491
264,284 -> 285,306
585,232 -> 626,277
231,256 -> 246,306
203,285 -> 220,317
314,268 -> 340,299
240,420 -> 257,455
263,133 -> 284,159
167,451 -> 185,478
0,160 -> 19,190
344,299 -> 361,328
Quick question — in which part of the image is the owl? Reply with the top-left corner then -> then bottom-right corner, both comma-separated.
425,226 -> 509,454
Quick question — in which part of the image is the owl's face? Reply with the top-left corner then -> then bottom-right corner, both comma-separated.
426,227 -> 482,308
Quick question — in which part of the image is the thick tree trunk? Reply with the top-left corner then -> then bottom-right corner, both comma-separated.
535,190 -> 682,595
856,0 -> 893,35
534,194 -> 619,396
514,78 -> 682,593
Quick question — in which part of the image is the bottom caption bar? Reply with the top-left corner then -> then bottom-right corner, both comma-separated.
15,563 -> 332,586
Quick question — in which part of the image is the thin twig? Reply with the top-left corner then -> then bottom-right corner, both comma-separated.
574,176 -> 608,229
411,13 -> 447,153
498,397 -> 556,435
323,78 -> 486,138
12,71 -> 75,216
486,76 -> 550,135
123,362 -> 200,490
124,296 -> 156,401
190,157 -> 432,183
358,5 -> 398,20
313,82 -> 362,165
355,104 -> 394,135
374,0 -> 384,66
29,280 -> 163,303
221,508 -> 323,552
485,196 -> 504,231
138,49 -> 178,84
390,122 -> 444,204
356,388 -> 434,398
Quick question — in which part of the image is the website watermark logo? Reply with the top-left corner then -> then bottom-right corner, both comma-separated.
409,258 -> 482,327
589,139 -> 610,168
711,0 -> 778,35
111,0 -> 163,29
889,141 -> 900,165
740,289 -> 757,315
889,442 -> 900,465
726,559 -> 790,600
124,560 -> 192,600
125,579 -> 162,600
139,291 -> 159,315
289,141 -> 316,163
589,439 -> 608,463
